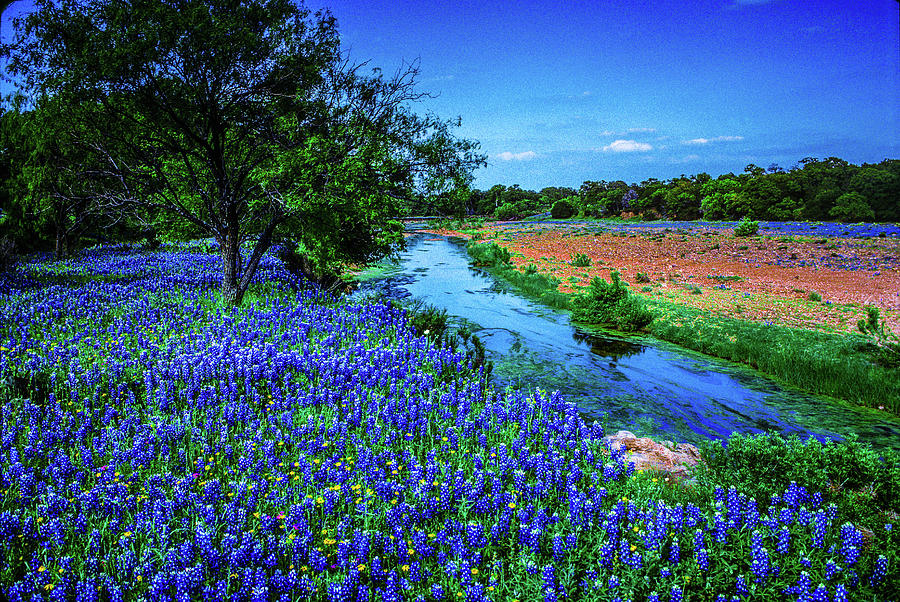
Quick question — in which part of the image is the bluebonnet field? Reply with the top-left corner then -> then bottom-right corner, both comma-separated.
0,243 -> 895,601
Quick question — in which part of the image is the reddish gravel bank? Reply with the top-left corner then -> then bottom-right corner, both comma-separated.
432,222 -> 900,334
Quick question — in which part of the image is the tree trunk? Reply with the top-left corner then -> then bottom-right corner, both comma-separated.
220,225 -> 243,306
55,227 -> 68,260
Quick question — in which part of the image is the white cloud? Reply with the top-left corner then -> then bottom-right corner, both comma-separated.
682,135 -> 744,145
495,150 -> 537,161
601,139 -> 652,153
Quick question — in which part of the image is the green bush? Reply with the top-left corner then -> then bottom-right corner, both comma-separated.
494,202 -> 521,221
635,272 -> 651,283
829,192 -> 875,222
808,291 -> 822,302
698,432 -> 900,531
571,270 -> 655,332
467,242 -> 511,267
733,216 -> 759,237
570,252 -> 592,267
858,306 -> 900,366
550,198 -> 575,219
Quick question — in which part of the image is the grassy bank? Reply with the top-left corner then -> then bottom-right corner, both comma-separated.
1,243 -> 897,600
465,240 -> 900,416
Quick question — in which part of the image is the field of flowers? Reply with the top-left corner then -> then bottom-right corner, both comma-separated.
0,244 -> 895,601
445,220 -> 900,334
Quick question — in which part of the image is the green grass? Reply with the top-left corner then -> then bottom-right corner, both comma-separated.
646,299 -> 900,414
467,241 -> 572,310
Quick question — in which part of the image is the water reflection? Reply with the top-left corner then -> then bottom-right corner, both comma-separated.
355,234 -> 900,449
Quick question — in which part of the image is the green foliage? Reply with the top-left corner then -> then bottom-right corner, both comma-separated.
808,291 -> 822,302
570,252 -> 592,267
442,156 -> 898,225
858,306 -> 900,366
550,197 -> 575,219
687,283 -> 702,295
465,242 -> 570,310
829,191 -> 876,222
5,0 -> 483,304
733,216 -> 759,237
635,272 -> 651,283
493,202 -> 520,220
571,270 -> 655,332
466,241 -> 511,267
699,432 -> 900,531
647,299 -> 900,413
700,178 -> 750,220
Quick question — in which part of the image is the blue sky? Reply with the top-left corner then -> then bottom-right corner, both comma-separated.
3,0 -> 898,190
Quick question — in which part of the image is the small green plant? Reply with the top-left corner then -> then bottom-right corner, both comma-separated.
570,252 -> 592,267
733,216 -> 759,237
523,263 -> 538,275
688,284 -> 702,295
858,306 -> 900,365
808,291 -> 822,302
571,270 -> 654,332
641,286 -> 652,292
635,272 -> 651,283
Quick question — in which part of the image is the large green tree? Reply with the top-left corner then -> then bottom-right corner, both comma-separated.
5,0 -> 483,304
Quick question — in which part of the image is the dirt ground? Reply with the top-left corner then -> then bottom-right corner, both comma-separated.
432,222 -> 900,334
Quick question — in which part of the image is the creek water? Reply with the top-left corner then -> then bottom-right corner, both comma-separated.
355,233 -> 900,449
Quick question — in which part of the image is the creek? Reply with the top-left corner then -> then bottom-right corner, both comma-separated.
355,233 -> 900,449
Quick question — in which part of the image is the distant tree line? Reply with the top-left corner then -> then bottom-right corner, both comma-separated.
434,158 -> 899,223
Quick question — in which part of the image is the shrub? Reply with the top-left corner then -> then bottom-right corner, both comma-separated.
467,242 -> 511,267
733,216 -> 759,237
523,263 -> 538,275
571,270 -> 655,332
808,291 -> 822,302
829,192 -> 875,222
635,272 -> 651,283
494,202 -> 521,221
688,284 -> 702,295
570,252 -> 592,267
858,306 -> 900,365
403,300 -> 451,343
698,432 -> 900,531
550,198 -> 575,219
